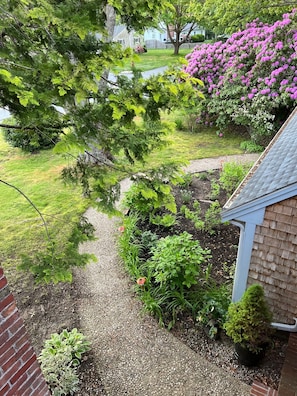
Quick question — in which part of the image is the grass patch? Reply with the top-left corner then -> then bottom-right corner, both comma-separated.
131,129 -> 245,172
0,107 -> 248,279
113,48 -> 192,73
0,133 -> 88,265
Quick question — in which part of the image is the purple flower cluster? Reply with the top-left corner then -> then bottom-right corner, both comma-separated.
185,10 -> 297,114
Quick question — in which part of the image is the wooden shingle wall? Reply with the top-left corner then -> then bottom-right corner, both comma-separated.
248,197 -> 297,324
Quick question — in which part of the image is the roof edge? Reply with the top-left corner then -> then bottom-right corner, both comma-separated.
223,107 -> 297,213
222,183 -> 297,222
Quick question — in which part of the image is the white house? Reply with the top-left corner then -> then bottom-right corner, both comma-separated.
113,25 -> 143,48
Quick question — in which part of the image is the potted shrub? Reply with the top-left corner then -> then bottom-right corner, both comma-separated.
223,284 -> 274,366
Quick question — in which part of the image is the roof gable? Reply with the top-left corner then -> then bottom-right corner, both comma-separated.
222,107 -> 297,220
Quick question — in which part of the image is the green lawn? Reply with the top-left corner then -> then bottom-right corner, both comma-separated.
0,135 -> 88,265
113,48 -> 192,73
0,116 -> 248,276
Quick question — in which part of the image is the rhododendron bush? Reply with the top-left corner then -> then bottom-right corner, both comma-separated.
185,10 -> 297,144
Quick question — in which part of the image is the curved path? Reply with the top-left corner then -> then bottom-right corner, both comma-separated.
76,154 -> 260,395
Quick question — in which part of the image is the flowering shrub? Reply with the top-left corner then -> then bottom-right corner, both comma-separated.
185,10 -> 297,143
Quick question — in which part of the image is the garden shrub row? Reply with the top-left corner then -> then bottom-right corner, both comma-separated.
118,162 -> 251,336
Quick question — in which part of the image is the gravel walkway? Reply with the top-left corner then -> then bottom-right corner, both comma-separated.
76,154 -> 260,396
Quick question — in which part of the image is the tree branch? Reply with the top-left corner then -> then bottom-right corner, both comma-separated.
100,74 -> 119,87
0,123 -> 72,131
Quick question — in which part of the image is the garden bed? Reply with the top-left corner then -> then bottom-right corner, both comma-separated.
121,168 -> 288,390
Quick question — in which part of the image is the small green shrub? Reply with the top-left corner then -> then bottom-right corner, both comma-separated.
224,284 -> 274,353
148,231 -> 211,290
219,161 -> 251,197
191,34 -> 205,42
204,201 -> 222,233
140,230 -> 159,251
179,173 -> 193,188
209,179 -> 220,200
174,118 -> 184,130
180,201 -> 204,230
240,140 -> 263,153
123,164 -> 183,223
149,213 -> 176,227
196,172 -> 208,181
180,188 -> 193,204
38,328 -> 90,396
197,284 -> 231,339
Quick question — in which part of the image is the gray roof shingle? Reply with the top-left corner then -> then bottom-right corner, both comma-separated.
223,108 -> 297,212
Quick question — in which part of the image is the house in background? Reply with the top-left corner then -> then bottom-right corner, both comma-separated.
167,23 -> 206,42
144,25 -> 167,49
112,23 -> 209,50
113,25 -> 143,48
222,107 -> 297,332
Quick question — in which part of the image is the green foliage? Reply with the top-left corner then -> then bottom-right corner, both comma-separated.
209,179 -> 220,200
191,34 -> 205,42
0,0 -> 203,212
240,141 -> 264,153
200,0 -> 293,33
174,118 -> 184,130
219,161 -> 251,197
180,188 -> 193,204
118,213 -> 143,279
178,172 -> 193,188
150,213 -> 176,227
143,227 -> 211,326
224,284 -> 274,353
196,172 -> 208,181
180,201 -> 204,230
38,328 -> 90,396
197,284 -> 231,339
204,201 -> 222,233
3,123 -> 60,152
160,0 -> 203,54
123,163 -> 184,222
148,232 -> 211,290
140,230 -> 159,251
118,220 -> 213,328
19,217 -> 96,283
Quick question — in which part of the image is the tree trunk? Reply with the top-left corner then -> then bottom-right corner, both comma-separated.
99,5 -> 116,87
174,32 -> 181,55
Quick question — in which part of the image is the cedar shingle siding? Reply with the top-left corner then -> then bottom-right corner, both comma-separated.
248,198 -> 297,324
221,108 -> 297,326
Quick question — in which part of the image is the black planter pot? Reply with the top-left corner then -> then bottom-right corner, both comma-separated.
235,343 -> 267,367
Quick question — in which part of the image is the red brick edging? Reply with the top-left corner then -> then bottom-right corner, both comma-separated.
0,268 -> 50,396
251,381 -> 278,396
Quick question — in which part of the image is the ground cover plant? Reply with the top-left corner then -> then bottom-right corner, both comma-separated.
185,10 -> 297,144
38,328 -> 90,395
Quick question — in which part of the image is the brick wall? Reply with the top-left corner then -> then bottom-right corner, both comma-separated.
0,268 -> 50,396
248,197 -> 297,323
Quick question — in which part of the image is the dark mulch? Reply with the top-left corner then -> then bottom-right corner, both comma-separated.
133,170 -> 288,390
